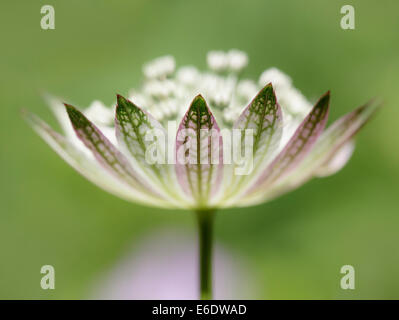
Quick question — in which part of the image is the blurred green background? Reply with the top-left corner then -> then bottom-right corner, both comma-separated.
1,0 -> 398,299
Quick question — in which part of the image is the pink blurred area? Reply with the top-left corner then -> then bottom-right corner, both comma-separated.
91,229 -> 257,299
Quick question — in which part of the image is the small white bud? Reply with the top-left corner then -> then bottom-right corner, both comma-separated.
227,49 -> 248,72
259,67 -> 292,89
282,88 -> 312,114
207,51 -> 228,72
128,91 -> 148,108
166,99 -> 178,114
176,66 -> 199,86
163,79 -> 177,95
200,73 -> 235,108
223,112 -> 233,123
143,80 -> 175,98
236,80 -> 258,100
143,56 -> 176,79
150,108 -> 163,121
158,99 -> 177,118
84,100 -> 114,125
223,107 -> 241,123
213,90 -> 230,107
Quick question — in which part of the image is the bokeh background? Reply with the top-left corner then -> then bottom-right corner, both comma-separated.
1,0 -> 398,299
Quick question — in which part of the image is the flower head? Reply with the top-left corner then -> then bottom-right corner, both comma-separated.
25,50 -> 379,210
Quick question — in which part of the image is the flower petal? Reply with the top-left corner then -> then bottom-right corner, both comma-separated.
314,140 -> 355,177
175,95 -> 223,206
238,99 -> 380,206
281,100 -> 380,185
24,111 -> 172,208
221,84 -> 283,203
64,103 -> 161,197
245,91 -> 330,196
115,95 -> 187,205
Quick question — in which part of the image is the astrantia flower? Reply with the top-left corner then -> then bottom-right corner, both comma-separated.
26,50 -> 378,210
25,50 -> 379,299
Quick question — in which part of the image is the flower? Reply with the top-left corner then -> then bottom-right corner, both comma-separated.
25,50 -> 379,210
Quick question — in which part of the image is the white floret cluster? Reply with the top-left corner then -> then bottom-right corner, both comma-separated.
81,50 -> 313,140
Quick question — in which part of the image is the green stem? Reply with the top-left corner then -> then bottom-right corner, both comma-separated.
196,209 -> 215,300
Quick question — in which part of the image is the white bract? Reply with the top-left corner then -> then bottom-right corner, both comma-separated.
26,50 -> 379,210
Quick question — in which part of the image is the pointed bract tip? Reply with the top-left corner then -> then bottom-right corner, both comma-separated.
63,103 -> 84,123
259,82 -> 274,94
116,94 -> 125,108
193,93 -> 205,101
116,93 -> 125,102
191,94 -> 207,106
117,93 -> 135,106
20,108 -> 28,117
315,90 -> 331,107
187,94 -> 209,113
63,103 -> 76,113
20,109 -> 40,128
116,94 -> 139,112
20,108 -> 33,124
